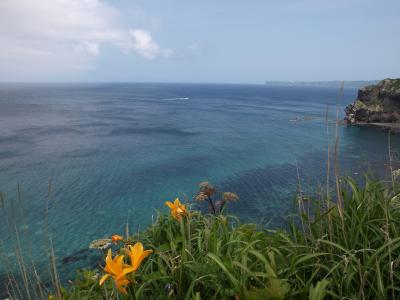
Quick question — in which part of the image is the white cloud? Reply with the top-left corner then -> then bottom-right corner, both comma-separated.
130,29 -> 173,59
74,42 -> 100,56
0,0 -> 172,78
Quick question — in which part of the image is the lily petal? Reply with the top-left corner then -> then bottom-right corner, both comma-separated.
99,274 -> 109,286
132,242 -> 144,258
137,250 -> 153,266
116,267 -> 136,280
165,201 -> 174,209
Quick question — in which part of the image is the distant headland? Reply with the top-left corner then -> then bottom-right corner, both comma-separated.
344,78 -> 400,130
264,80 -> 378,89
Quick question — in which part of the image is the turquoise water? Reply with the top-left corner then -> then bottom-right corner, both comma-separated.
0,83 -> 399,285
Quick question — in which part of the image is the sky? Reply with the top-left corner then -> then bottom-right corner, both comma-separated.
0,0 -> 399,83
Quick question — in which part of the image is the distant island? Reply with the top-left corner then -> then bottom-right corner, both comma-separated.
344,78 -> 400,129
264,80 -> 378,89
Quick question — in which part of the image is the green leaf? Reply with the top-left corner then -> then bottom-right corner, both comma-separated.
309,279 -> 330,300
244,278 -> 290,300
206,253 -> 239,288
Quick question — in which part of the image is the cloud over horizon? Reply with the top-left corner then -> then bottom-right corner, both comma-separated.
0,0 -> 172,78
0,0 -> 398,83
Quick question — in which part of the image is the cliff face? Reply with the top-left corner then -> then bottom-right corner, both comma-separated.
345,79 -> 400,124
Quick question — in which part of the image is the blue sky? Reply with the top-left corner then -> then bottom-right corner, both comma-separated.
0,0 -> 399,83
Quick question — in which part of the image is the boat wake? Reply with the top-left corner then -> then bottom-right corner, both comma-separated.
162,97 -> 190,101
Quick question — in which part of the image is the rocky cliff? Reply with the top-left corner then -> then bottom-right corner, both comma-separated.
345,79 -> 400,124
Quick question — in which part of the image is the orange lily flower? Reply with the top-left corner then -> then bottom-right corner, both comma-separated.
165,198 -> 187,221
125,242 -> 153,271
111,234 -> 124,243
99,249 -> 135,294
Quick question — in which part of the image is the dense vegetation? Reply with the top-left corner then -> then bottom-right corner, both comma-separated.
54,177 -> 400,300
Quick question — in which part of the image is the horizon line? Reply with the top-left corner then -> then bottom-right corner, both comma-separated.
0,79 -> 383,85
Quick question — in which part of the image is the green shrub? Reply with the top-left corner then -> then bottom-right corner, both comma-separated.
61,177 -> 400,299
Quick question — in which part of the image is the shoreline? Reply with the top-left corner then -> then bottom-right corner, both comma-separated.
352,122 -> 400,131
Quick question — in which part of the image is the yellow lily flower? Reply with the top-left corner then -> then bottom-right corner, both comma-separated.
125,242 -> 153,271
165,198 -> 187,221
111,234 -> 124,243
99,249 -> 135,294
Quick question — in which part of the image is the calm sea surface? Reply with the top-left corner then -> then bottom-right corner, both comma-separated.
0,83 -> 399,283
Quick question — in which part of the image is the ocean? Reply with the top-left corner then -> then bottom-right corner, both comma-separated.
0,83 -> 399,284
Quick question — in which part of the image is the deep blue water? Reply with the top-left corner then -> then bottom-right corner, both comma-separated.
0,83 -> 399,284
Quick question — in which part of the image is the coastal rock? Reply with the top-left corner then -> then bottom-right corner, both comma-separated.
345,78 -> 400,125
89,238 -> 112,250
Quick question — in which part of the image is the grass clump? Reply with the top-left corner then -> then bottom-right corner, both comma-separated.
58,177 -> 400,300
